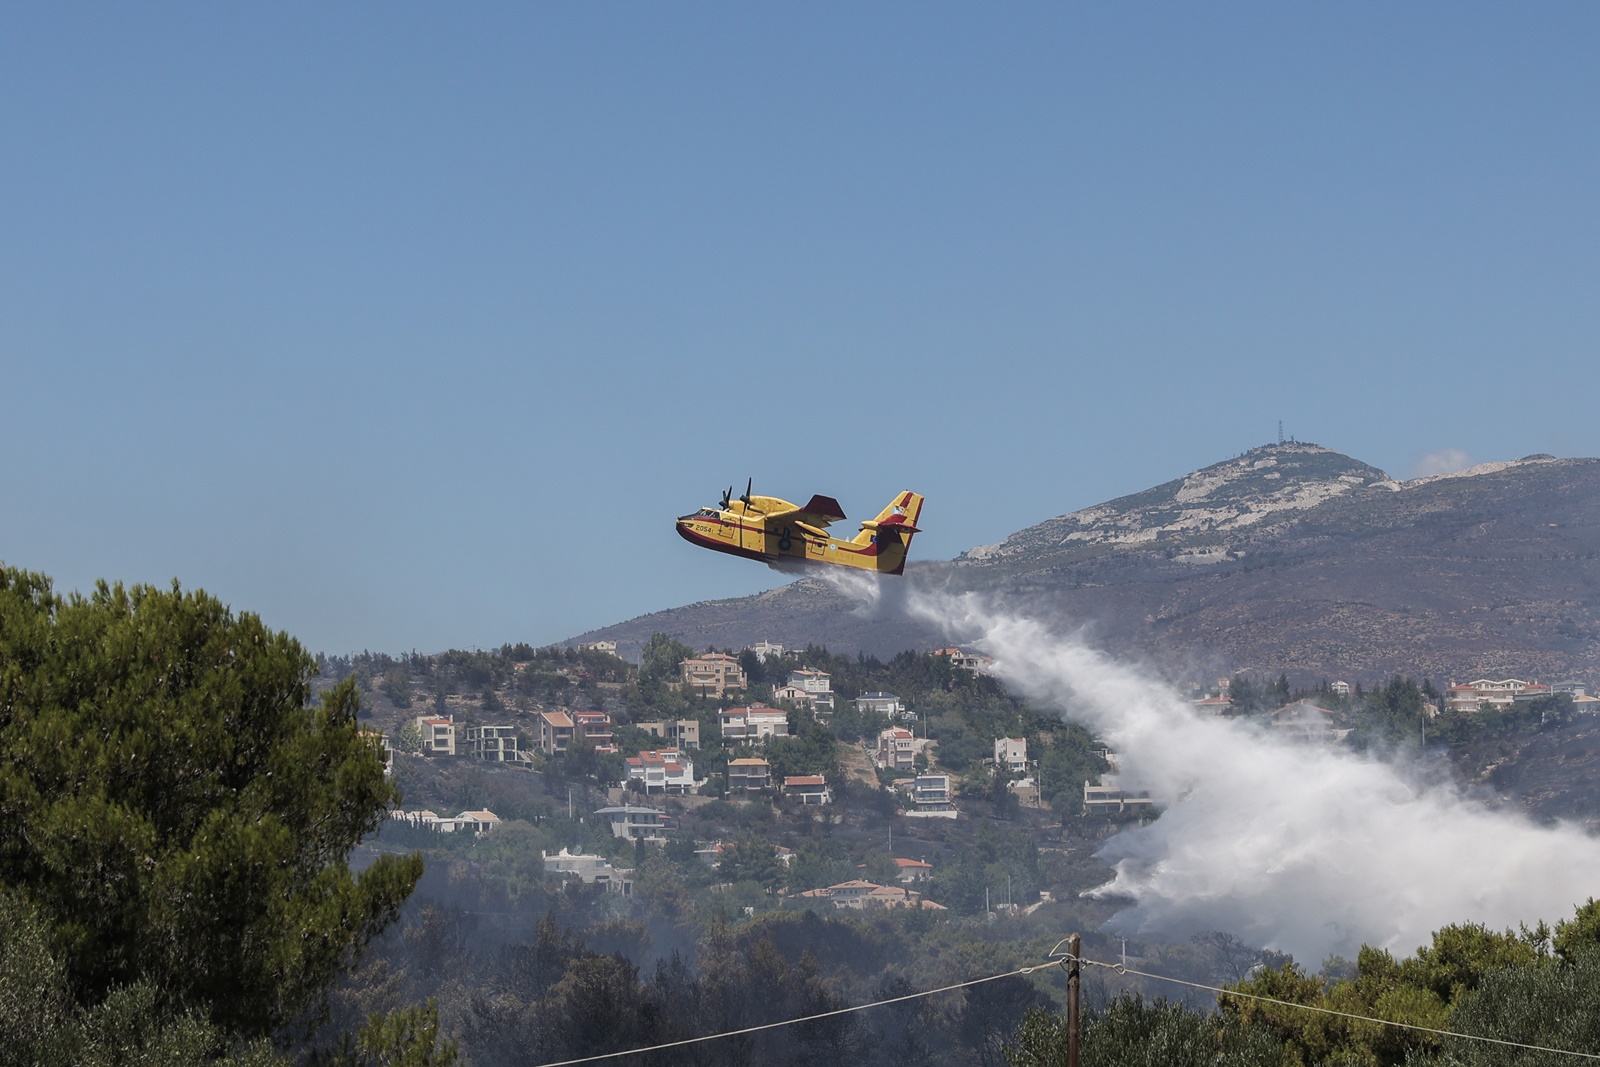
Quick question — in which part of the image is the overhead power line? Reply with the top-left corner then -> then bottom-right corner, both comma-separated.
529,960 -> 1055,1067
1071,952 -> 1600,1062
522,939 -> 1600,1066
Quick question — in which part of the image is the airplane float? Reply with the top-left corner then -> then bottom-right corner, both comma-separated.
676,481 -> 925,575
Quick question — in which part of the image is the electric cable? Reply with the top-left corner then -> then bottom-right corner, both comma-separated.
528,959 -> 1053,1066
1069,952 -> 1600,1061
522,939 -> 1600,1066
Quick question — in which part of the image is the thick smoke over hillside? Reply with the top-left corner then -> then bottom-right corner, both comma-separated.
826,570 -> 1600,965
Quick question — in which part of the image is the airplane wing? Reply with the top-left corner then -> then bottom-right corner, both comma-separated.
763,494 -> 848,528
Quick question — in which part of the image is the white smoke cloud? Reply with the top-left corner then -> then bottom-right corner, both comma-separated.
1411,448 -> 1475,478
824,571 -> 1600,965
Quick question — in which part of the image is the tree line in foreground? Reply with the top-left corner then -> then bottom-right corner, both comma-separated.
1010,905 -> 1600,1066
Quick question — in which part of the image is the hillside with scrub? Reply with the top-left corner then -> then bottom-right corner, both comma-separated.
11,562 -> 1600,1064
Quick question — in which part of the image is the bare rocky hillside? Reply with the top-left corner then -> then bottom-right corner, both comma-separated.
576,443 -> 1600,686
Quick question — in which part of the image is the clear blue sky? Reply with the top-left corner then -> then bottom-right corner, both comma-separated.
4,4 -> 1597,655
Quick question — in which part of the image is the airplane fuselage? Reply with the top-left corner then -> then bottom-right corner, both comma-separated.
675,491 -> 921,575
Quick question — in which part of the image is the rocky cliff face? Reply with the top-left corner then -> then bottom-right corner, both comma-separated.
578,444 -> 1600,686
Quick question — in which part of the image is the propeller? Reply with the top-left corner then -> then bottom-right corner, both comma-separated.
719,485 -> 733,510
740,477 -> 752,505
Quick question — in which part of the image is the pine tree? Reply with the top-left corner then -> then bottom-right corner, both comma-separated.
0,569 -> 423,1038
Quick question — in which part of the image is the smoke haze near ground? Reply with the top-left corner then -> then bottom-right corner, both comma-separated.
823,569 -> 1600,965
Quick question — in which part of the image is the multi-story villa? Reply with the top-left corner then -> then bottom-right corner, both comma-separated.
638,718 -> 701,749
720,704 -> 790,742
415,715 -> 457,756
875,727 -> 916,771
463,724 -> 521,762
994,737 -> 1028,774
680,653 -> 747,697
624,748 -> 698,795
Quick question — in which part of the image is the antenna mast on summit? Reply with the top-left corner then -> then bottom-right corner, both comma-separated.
1278,421 -> 1284,445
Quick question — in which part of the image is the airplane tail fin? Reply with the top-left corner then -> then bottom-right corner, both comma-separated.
851,491 -> 924,573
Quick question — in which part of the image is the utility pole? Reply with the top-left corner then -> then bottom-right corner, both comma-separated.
1066,932 -> 1081,1067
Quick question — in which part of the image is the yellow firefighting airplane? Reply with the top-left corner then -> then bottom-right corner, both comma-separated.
676,481 -> 925,575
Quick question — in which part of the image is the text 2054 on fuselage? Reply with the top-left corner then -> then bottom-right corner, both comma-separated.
676,483 -> 924,575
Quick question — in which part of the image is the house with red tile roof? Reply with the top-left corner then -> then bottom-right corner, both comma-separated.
680,653 -> 747,697
782,775 -> 831,805
415,715 -> 457,756
624,748 -> 698,795
875,727 -> 916,771
932,647 -> 993,673
894,857 -> 933,883
573,710 -> 616,752
721,704 -> 790,742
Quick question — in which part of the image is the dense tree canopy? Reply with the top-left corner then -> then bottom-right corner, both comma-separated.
0,569 -> 423,1038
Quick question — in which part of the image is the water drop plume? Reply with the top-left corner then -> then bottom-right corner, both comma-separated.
821,569 -> 1600,964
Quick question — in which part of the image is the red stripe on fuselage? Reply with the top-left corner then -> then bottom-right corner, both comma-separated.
676,522 -> 773,563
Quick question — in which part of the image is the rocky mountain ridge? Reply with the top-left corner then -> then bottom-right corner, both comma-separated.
961,442 -> 1397,564
576,443 -> 1600,685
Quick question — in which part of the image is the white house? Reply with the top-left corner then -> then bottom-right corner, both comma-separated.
1445,679 -> 1554,712
994,737 -> 1028,774
786,668 -> 835,711
906,774 -> 956,818
1083,777 -> 1155,815
856,692 -> 905,718
594,805 -> 670,843
772,684 -> 812,707
894,857 -> 933,883
389,808 -> 500,834
543,848 -> 632,895
624,749 -> 699,795
720,704 -> 790,742
451,809 -> 501,834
